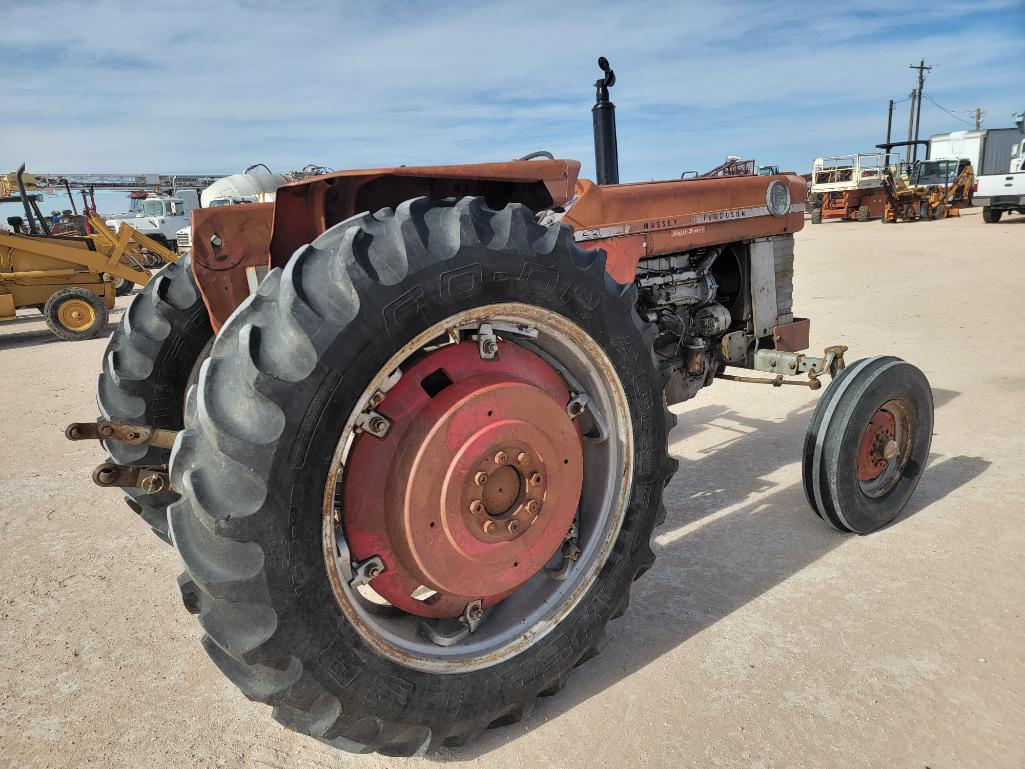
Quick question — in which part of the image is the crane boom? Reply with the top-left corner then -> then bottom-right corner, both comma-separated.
28,172 -> 222,191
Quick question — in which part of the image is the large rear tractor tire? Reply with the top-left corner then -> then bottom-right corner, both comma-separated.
96,256 -> 214,541
802,357 -> 933,534
168,197 -> 677,755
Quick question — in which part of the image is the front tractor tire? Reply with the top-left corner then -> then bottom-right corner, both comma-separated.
802,357 -> 933,534
96,256 -> 213,540
168,197 -> 677,755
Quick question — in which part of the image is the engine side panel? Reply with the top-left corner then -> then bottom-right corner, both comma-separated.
564,175 -> 806,284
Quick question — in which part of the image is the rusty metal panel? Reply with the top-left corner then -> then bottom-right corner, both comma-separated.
190,203 -> 274,331
270,160 -> 580,267
749,239 -> 778,338
563,175 -> 806,284
772,318 -> 811,352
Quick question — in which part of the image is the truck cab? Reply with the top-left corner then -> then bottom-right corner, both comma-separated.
912,158 -> 971,188
105,190 -> 199,249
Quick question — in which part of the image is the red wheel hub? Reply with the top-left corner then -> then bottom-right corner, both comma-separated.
342,341 -> 583,618
856,409 -> 897,481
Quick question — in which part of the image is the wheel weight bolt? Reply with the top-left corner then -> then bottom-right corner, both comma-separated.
526,500 -> 540,515
474,471 -> 488,486
507,519 -> 520,534
516,452 -> 530,466
494,451 -> 507,464
482,520 -> 497,534
469,500 -> 485,515
528,472 -> 542,486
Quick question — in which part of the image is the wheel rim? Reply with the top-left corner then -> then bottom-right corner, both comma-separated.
322,303 -> 633,672
57,298 -> 96,332
856,399 -> 913,498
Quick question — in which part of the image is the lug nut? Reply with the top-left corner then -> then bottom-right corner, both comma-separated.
468,604 -> 484,621
368,416 -> 387,434
474,471 -> 488,486
494,451 -> 507,464
516,452 -> 530,466
529,472 -> 542,486
483,520 -> 497,534
469,500 -> 485,515
526,499 -> 540,515
507,520 -> 520,534
369,391 -> 384,407
366,565 -> 382,579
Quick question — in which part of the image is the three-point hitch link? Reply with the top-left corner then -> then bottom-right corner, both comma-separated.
66,420 -> 179,493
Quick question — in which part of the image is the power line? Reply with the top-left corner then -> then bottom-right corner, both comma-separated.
922,92 -> 976,126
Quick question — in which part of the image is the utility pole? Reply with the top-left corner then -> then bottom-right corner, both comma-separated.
909,59 -> 931,161
885,99 -> 894,164
907,89 -> 917,146
975,107 -> 983,130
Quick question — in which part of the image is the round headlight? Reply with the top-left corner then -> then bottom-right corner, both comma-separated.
765,180 -> 790,217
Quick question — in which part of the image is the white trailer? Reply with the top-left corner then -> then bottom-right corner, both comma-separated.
928,128 -> 1023,176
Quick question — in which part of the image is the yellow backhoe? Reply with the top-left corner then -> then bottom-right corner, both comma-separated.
2,165 -> 177,340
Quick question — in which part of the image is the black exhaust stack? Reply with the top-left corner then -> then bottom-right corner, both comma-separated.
592,57 -> 619,185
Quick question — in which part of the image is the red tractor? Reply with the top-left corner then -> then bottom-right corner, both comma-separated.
69,59 -> 933,755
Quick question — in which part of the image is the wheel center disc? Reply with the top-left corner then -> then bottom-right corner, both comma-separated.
856,409 -> 897,481
342,341 -> 583,618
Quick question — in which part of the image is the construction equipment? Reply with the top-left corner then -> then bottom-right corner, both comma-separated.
809,154 -> 887,223
2,165 -> 177,339
882,161 -> 975,222
67,58 -> 934,755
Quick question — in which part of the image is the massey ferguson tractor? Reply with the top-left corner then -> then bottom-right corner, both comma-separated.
67,59 -> 933,755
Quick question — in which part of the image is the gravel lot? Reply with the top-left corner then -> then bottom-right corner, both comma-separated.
1,207 -> 1022,768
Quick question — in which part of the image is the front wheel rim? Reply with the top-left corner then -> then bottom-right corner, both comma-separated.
57,298 -> 96,331
321,303 -> 633,672
857,399 -> 913,498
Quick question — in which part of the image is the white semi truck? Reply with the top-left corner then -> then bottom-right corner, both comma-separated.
104,189 -> 200,251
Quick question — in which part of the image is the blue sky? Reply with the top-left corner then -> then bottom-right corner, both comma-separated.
2,0 -> 1023,215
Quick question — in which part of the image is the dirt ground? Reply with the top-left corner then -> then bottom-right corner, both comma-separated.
1,207 -> 1023,769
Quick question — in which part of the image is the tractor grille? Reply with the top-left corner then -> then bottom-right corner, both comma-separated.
772,234 -> 795,326
176,229 -> 192,252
